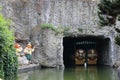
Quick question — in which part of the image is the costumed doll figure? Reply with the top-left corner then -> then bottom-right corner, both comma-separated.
14,43 -> 23,57
24,42 -> 35,63
14,43 -> 29,65
14,43 -> 24,65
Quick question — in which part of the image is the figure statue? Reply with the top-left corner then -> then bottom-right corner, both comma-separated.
74,49 -> 86,65
24,42 -> 35,64
14,43 -> 23,57
75,49 -> 85,60
14,43 -> 29,65
88,49 -> 97,60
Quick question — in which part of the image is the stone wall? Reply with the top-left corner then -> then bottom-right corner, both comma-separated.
0,0 -> 119,67
0,0 -> 41,39
32,28 -> 64,68
40,0 -> 98,28
43,29 -> 63,67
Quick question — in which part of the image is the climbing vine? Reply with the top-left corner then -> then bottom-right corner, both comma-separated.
0,13 -> 18,80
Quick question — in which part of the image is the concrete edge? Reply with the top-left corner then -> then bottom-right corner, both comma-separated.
18,64 -> 41,73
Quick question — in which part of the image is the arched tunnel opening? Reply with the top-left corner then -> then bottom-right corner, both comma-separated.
63,35 -> 110,67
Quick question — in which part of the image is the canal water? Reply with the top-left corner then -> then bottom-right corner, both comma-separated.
18,66 -> 118,80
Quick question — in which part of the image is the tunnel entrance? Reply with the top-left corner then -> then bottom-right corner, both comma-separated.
63,36 -> 110,67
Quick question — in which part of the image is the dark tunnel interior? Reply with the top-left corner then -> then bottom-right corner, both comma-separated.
63,36 -> 110,67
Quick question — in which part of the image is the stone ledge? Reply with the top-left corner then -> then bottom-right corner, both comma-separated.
113,61 -> 120,68
18,64 -> 41,73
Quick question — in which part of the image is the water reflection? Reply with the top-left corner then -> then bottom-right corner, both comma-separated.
18,66 -> 118,80
64,66 -> 118,80
18,68 -> 64,80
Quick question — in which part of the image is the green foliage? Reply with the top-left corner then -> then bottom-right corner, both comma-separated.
98,0 -> 120,26
0,14 -> 18,80
63,27 -> 70,35
0,59 -> 3,78
41,23 -> 55,31
78,28 -> 83,32
40,23 -> 70,34
115,35 -> 120,46
98,14 -> 110,26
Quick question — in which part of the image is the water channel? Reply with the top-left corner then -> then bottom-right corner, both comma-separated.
18,66 -> 118,80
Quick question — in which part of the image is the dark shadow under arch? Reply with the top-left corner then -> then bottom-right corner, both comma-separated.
63,35 -> 110,67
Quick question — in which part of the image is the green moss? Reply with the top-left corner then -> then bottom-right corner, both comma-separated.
41,23 -> 55,31
115,35 -> 120,46
40,23 -> 70,35
78,28 -> 83,32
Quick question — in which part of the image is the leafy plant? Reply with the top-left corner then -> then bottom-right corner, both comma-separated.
98,0 -> 120,26
0,14 -> 18,80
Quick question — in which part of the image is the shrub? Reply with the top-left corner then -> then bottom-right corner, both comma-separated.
98,0 -> 120,26
0,14 -> 18,80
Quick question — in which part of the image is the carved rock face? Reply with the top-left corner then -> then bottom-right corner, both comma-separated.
0,0 -> 119,67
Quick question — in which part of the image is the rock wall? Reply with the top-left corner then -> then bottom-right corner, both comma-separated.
0,0 -> 41,39
0,0 -> 119,67
30,26 -> 64,68
40,0 -> 98,28
41,29 -> 63,67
